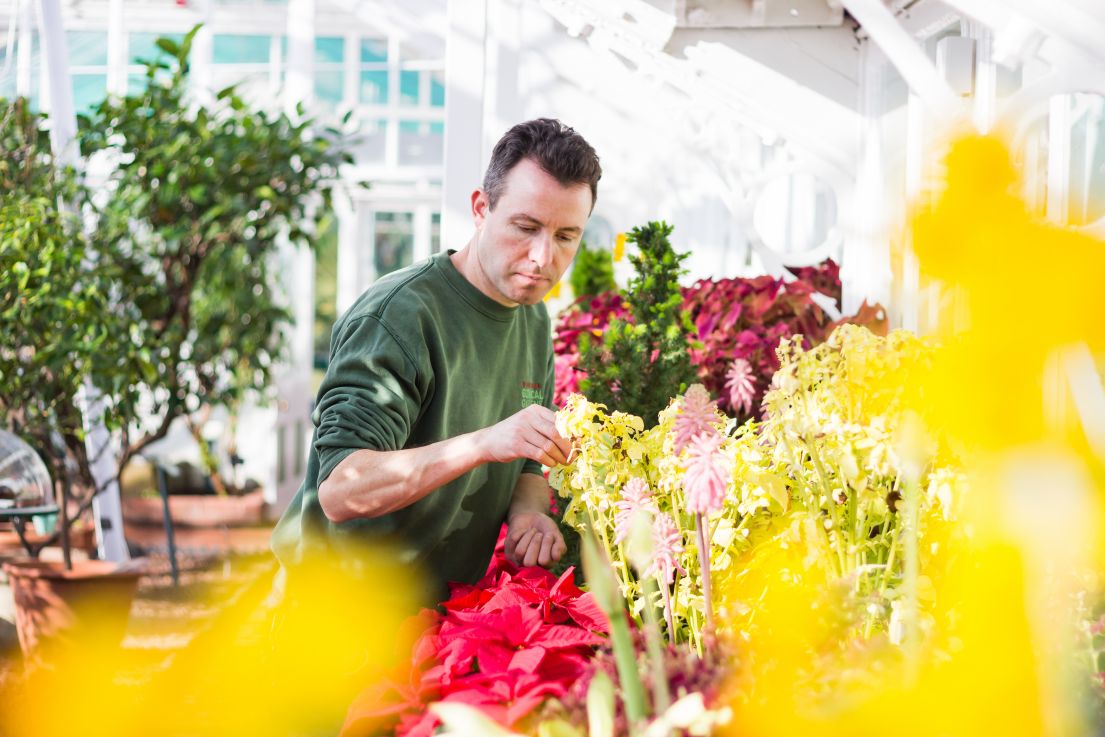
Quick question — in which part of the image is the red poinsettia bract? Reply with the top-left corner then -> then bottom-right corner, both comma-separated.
341,532 -> 609,737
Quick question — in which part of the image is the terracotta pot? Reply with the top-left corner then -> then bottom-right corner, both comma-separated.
0,523 -> 97,555
122,488 -> 265,528
2,558 -> 143,664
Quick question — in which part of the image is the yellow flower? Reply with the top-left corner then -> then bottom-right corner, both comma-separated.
614,232 -> 626,262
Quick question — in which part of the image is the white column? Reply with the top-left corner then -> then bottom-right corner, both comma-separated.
483,0 -> 522,156
1046,94 -> 1071,225
106,0 -> 125,96
335,184 -> 361,314
900,93 -> 924,333
271,235 -> 315,512
284,0 -> 314,116
269,34 -> 283,101
16,0 -> 33,99
413,202 -> 432,264
342,30 -> 358,112
385,34 -> 400,167
441,0 -> 488,251
190,0 -> 214,106
38,0 -> 129,562
967,21 -> 995,134
272,0 -> 318,514
841,40 -> 891,317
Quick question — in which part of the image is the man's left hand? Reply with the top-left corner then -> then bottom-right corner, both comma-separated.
505,512 -> 566,567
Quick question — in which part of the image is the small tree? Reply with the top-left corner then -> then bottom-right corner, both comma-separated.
569,239 -> 616,299
0,99 -> 150,567
80,27 -> 351,491
577,221 -> 697,426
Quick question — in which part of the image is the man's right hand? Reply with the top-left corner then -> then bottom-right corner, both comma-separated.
479,405 -> 573,467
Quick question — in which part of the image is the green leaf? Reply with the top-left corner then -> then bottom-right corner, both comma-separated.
155,38 -> 181,56
585,671 -> 615,737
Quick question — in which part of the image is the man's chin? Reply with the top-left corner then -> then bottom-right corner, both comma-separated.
499,282 -> 549,306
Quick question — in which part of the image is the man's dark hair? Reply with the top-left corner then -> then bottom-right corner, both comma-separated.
482,118 -> 601,211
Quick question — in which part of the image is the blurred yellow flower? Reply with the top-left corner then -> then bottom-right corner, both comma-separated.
614,232 -> 627,262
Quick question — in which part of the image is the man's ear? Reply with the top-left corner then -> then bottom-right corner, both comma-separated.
471,189 -> 490,227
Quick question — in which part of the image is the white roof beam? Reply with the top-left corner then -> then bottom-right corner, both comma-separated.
941,0 -> 1105,67
840,0 -> 962,114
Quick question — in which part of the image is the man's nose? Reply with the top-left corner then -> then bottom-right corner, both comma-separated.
528,232 -> 554,270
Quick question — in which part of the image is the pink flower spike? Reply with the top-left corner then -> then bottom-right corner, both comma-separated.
682,432 -> 730,516
725,358 -> 757,416
614,477 -> 657,543
673,384 -> 719,454
644,513 -> 685,585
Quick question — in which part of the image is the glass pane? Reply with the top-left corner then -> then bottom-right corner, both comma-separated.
1068,93 -> 1105,226
0,44 -> 14,99
314,70 -> 343,110
315,36 -> 344,64
430,72 -> 445,107
431,212 -> 441,254
374,212 -> 414,277
213,34 -> 271,64
753,173 -> 838,253
360,70 -> 388,104
350,117 -> 387,162
126,73 -> 145,96
398,119 -> 444,166
72,73 -> 107,113
129,32 -> 184,65
67,31 -> 107,67
1021,111 -> 1049,217
210,68 -> 271,102
399,70 -> 419,106
361,38 -> 388,63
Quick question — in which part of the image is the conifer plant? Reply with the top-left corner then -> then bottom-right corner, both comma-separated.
577,221 -> 697,426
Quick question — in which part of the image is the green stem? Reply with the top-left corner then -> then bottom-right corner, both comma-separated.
902,475 -> 920,677
696,512 -> 715,634
640,577 -> 672,715
610,606 -> 649,730
807,440 -> 848,577
660,575 -> 676,640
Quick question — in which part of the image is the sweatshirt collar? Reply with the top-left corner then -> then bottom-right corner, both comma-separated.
435,250 -> 519,322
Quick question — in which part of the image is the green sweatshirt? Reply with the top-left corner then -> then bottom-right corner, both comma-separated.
271,250 -> 554,597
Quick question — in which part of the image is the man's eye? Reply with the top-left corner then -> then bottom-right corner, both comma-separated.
557,234 -> 574,243
517,225 -> 537,234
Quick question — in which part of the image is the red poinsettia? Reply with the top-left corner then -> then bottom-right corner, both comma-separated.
340,528 -> 609,737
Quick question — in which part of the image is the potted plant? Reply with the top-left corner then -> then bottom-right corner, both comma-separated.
0,97 -> 150,663
77,28 -> 350,528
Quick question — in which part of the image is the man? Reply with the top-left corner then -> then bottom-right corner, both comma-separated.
271,118 -> 601,603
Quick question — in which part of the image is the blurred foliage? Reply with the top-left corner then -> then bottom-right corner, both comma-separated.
577,222 -> 697,427
569,240 -> 616,300
313,218 -> 339,366
78,26 -> 351,483
0,97 -> 153,556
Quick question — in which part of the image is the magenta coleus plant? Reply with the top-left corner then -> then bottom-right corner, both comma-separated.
553,259 -> 885,418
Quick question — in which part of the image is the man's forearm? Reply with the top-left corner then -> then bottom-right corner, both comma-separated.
318,432 -> 488,522
508,471 -> 554,520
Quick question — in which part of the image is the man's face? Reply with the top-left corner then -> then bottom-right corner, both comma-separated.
470,157 -> 592,306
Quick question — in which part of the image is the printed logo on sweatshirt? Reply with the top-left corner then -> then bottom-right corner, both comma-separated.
521,381 -> 543,407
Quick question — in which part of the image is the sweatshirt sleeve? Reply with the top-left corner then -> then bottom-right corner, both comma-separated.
313,314 -> 426,486
520,346 -> 556,479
